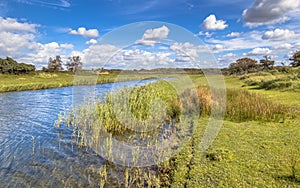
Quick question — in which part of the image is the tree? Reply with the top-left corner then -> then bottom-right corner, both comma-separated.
0,57 -> 35,74
260,55 -> 274,70
289,51 -> 300,67
65,56 -> 82,72
48,56 -> 63,72
229,57 -> 259,74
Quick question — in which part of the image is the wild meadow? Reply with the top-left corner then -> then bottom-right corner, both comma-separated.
241,67 -> 300,91
0,71 -> 167,92
57,69 -> 300,187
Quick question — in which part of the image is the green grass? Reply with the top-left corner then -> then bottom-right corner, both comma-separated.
0,72 -> 73,92
59,72 -> 299,187
0,71 -> 108,92
240,67 -> 300,91
2,68 -> 299,186
224,68 -> 300,90
179,73 -> 300,187
223,75 -> 300,109
171,118 -> 300,187
0,71 -> 170,93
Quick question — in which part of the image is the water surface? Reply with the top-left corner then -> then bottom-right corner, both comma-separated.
0,79 -> 162,187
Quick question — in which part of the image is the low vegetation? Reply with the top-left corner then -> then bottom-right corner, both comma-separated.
1,52 -> 300,187
0,71 -> 122,92
56,73 -> 299,187
0,70 -> 172,92
240,67 -> 300,91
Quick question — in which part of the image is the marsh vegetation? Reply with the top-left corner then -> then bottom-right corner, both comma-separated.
54,70 -> 300,187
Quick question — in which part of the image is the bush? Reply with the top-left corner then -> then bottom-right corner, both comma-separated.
226,89 -> 289,122
260,80 -> 293,90
228,57 -> 260,75
206,149 -> 234,161
242,68 -> 300,91
0,57 -> 35,74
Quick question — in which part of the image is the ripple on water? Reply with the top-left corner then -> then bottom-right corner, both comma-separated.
0,79 -> 164,187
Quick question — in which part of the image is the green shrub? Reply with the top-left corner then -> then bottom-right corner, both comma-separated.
260,80 -> 293,90
242,68 -> 300,91
206,149 -> 234,161
0,57 -> 35,74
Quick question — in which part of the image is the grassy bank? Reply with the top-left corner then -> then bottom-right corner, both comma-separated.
241,67 -> 300,91
0,72 -> 74,92
57,73 -> 300,187
171,118 -> 300,187
0,71 -> 111,93
190,72 -> 300,109
0,71 -> 169,93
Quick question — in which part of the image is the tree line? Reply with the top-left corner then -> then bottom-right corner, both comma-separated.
0,55 -> 83,75
43,55 -> 82,72
225,51 -> 300,75
0,57 -> 35,74
1,51 -> 299,75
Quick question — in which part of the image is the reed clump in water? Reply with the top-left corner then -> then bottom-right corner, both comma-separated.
62,79 -> 295,187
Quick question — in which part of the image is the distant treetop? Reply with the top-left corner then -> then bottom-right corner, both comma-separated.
0,57 -> 35,74
290,51 -> 300,67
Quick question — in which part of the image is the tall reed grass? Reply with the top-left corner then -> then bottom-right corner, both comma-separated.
194,86 -> 291,122
61,78 -> 295,187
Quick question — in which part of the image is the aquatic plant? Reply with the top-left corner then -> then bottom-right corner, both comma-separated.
60,76 -> 297,187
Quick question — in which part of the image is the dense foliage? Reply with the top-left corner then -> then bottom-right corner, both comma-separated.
65,56 -> 83,72
0,57 -> 35,74
260,55 -> 275,70
228,57 -> 259,75
290,51 -> 300,67
44,55 -> 83,72
46,56 -> 63,72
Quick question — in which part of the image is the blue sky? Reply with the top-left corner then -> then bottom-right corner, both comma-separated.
0,0 -> 299,69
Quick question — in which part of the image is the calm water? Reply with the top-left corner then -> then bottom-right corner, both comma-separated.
0,79 -> 163,187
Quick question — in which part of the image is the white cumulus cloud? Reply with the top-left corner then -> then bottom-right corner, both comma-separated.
197,31 -> 213,38
275,43 -> 293,50
0,17 -> 38,33
262,29 -> 299,40
0,16 -> 76,69
86,39 -> 98,45
226,32 -> 240,38
243,0 -> 300,26
217,53 -> 237,67
136,25 -> 170,46
247,47 -> 272,56
170,42 -> 199,59
170,42 -> 214,67
80,44 -> 121,68
201,14 -> 228,30
211,44 -> 227,53
69,27 -> 99,38
17,42 -> 75,68
0,32 -> 36,57
115,49 -> 174,69
60,43 -> 74,49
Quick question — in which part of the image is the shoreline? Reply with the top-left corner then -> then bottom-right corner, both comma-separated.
0,72 -> 172,93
